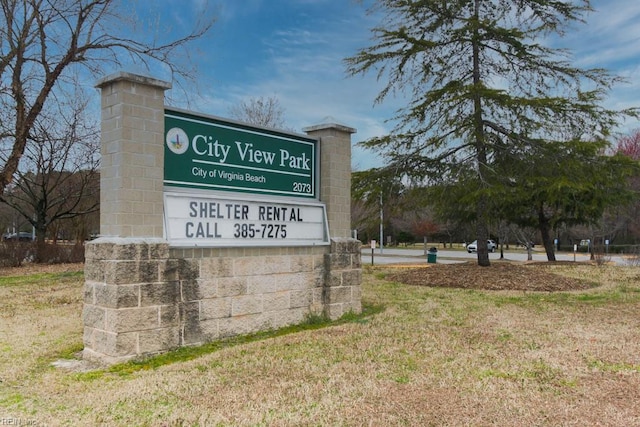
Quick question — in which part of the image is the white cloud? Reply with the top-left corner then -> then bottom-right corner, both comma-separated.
567,1 -> 640,67
173,0 -> 640,170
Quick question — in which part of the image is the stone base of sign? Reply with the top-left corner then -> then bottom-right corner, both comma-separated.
82,237 -> 361,365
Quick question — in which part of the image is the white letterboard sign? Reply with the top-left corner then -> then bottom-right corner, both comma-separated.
164,192 -> 329,247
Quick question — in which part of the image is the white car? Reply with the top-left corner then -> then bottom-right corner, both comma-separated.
467,239 -> 497,253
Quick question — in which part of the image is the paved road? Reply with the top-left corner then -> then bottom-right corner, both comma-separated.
361,247 -> 627,265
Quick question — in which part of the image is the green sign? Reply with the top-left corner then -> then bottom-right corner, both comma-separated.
164,108 -> 317,199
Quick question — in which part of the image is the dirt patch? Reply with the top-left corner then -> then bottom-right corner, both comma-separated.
388,261 -> 592,291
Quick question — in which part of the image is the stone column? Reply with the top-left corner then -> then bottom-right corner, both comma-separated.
95,71 -> 171,238
304,122 -> 361,319
84,72 -> 175,364
303,122 -> 356,239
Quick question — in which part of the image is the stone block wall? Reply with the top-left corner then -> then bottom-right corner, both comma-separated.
83,238 -> 361,364
176,245 -> 328,347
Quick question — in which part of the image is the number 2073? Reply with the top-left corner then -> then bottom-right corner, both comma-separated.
293,182 -> 311,193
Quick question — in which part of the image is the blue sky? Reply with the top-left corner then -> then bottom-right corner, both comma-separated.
140,0 -> 640,171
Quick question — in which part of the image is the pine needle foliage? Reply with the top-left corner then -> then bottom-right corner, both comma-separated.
345,0 -> 637,265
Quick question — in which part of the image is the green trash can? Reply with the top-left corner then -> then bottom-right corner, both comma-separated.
427,247 -> 438,264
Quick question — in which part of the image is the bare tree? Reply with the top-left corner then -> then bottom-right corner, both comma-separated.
228,96 -> 290,130
0,0 -> 215,195
514,228 -> 537,262
1,87 -> 100,261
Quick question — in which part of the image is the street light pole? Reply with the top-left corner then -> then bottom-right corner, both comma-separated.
379,192 -> 383,254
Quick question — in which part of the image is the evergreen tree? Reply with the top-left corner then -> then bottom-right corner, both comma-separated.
500,139 -> 639,260
346,0 -> 635,266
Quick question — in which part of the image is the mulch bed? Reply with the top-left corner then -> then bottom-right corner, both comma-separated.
388,261 -> 592,291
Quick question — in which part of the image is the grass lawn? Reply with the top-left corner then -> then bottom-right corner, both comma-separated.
1,263 -> 639,426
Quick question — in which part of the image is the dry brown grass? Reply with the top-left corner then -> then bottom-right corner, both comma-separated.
1,262 -> 639,426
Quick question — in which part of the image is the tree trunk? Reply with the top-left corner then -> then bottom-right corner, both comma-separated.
32,202 -> 49,263
471,0 -> 490,267
475,198 -> 490,266
34,224 -> 47,263
538,206 -> 556,261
